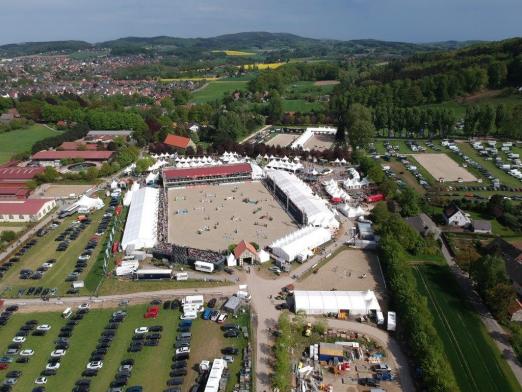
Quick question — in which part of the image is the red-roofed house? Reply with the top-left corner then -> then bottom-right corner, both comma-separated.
234,240 -> 258,266
31,150 -> 114,165
0,199 -> 56,222
164,134 -> 196,150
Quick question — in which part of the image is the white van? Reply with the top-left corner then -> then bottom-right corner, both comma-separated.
180,311 -> 197,320
62,308 -> 73,319
176,272 -> 188,281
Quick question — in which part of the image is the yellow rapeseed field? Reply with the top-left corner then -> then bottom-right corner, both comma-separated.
243,62 -> 284,70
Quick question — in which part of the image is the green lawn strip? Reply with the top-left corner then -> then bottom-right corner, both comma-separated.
225,312 -> 250,392
97,278 -> 230,296
0,313 -> 64,389
457,142 -> 522,188
191,81 -> 248,103
281,99 -> 325,113
414,263 -> 521,392
0,124 -> 60,164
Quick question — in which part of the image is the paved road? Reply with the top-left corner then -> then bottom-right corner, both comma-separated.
441,241 -> 522,386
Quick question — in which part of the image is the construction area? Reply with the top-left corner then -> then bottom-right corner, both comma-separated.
167,181 -> 298,251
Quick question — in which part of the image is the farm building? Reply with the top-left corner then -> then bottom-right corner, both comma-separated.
293,290 -> 381,316
265,169 -> 339,229
121,187 -> 159,251
162,163 -> 252,188
443,204 -> 471,227
318,343 -> 345,362
0,198 -> 56,222
0,166 -> 46,199
163,134 -> 196,150
269,226 -> 331,262
472,220 -> 492,234
31,150 -> 114,165
404,213 -> 441,239
59,141 -> 100,150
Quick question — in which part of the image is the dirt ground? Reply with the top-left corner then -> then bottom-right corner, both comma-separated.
167,181 -> 298,251
0,225 -> 25,234
314,80 -> 340,86
303,134 -> 335,151
296,249 -> 387,305
412,153 -> 477,182
265,133 -> 299,148
32,184 -> 95,198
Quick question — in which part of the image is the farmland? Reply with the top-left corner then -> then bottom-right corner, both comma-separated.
0,303 -> 250,391
281,99 -> 325,113
191,80 -> 249,103
414,263 -> 520,392
212,50 -> 255,56
0,125 -> 60,164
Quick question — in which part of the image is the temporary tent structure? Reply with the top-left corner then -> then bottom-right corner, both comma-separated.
121,187 -> 159,251
293,290 -> 381,315
74,195 -> 104,212
270,226 -> 331,262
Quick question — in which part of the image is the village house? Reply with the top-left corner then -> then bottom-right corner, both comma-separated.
443,204 -> 471,227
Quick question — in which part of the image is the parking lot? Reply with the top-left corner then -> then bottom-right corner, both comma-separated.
0,300 -> 251,392
0,195 -> 118,299
167,182 -> 298,251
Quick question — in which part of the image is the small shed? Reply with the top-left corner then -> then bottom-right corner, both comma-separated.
234,240 -> 257,265
318,343 -> 344,362
223,296 -> 241,314
472,220 -> 492,234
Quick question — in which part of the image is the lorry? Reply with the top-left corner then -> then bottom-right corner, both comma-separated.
387,311 -> 396,332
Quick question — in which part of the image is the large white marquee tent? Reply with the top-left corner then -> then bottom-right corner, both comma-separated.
266,169 -> 339,229
270,226 -> 331,262
293,290 -> 381,316
121,187 -> 159,251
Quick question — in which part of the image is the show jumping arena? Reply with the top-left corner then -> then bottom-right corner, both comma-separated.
167,181 -> 298,251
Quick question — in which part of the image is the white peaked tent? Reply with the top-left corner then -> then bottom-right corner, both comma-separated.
270,226 -> 332,262
123,182 -> 140,207
293,290 -> 381,315
323,179 -> 351,201
226,253 -> 237,267
121,187 -> 159,251
338,204 -> 366,219
257,249 -> 270,263
75,195 -> 104,212
110,180 -> 118,190
146,172 -> 159,184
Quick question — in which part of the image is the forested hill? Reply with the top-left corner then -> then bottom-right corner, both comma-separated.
0,32 -> 479,58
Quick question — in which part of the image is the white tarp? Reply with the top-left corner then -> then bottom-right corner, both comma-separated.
226,253 -> 237,267
121,187 -> 159,250
257,249 -> 270,263
270,226 -> 331,262
293,290 -> 381,315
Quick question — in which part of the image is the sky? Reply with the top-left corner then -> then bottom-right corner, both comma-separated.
0,0 -> 521,45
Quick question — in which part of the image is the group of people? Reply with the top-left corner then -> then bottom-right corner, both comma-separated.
157,188 -> 168,243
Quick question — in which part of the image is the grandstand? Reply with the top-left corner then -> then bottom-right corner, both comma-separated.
162,163 -> 252,188
265,169 -> 339,230
152,243 -> 225,268
290,126 -> 336,150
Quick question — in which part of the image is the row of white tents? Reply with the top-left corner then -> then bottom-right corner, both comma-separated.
323,179 -> 351,201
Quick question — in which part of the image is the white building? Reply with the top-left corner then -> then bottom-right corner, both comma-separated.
265,169 -> 339,229
121,187 -> 159,251
0,199 -> 56,222
443,204 -> 471,227
293,290 -> 381,316
270,226 -> 332,262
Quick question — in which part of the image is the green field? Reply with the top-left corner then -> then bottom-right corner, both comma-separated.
0,304 -> 249,391
0,125 -> 60,164
281,99 -> 325,113
414,263 -> 521,392
191,81 -> 248,103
